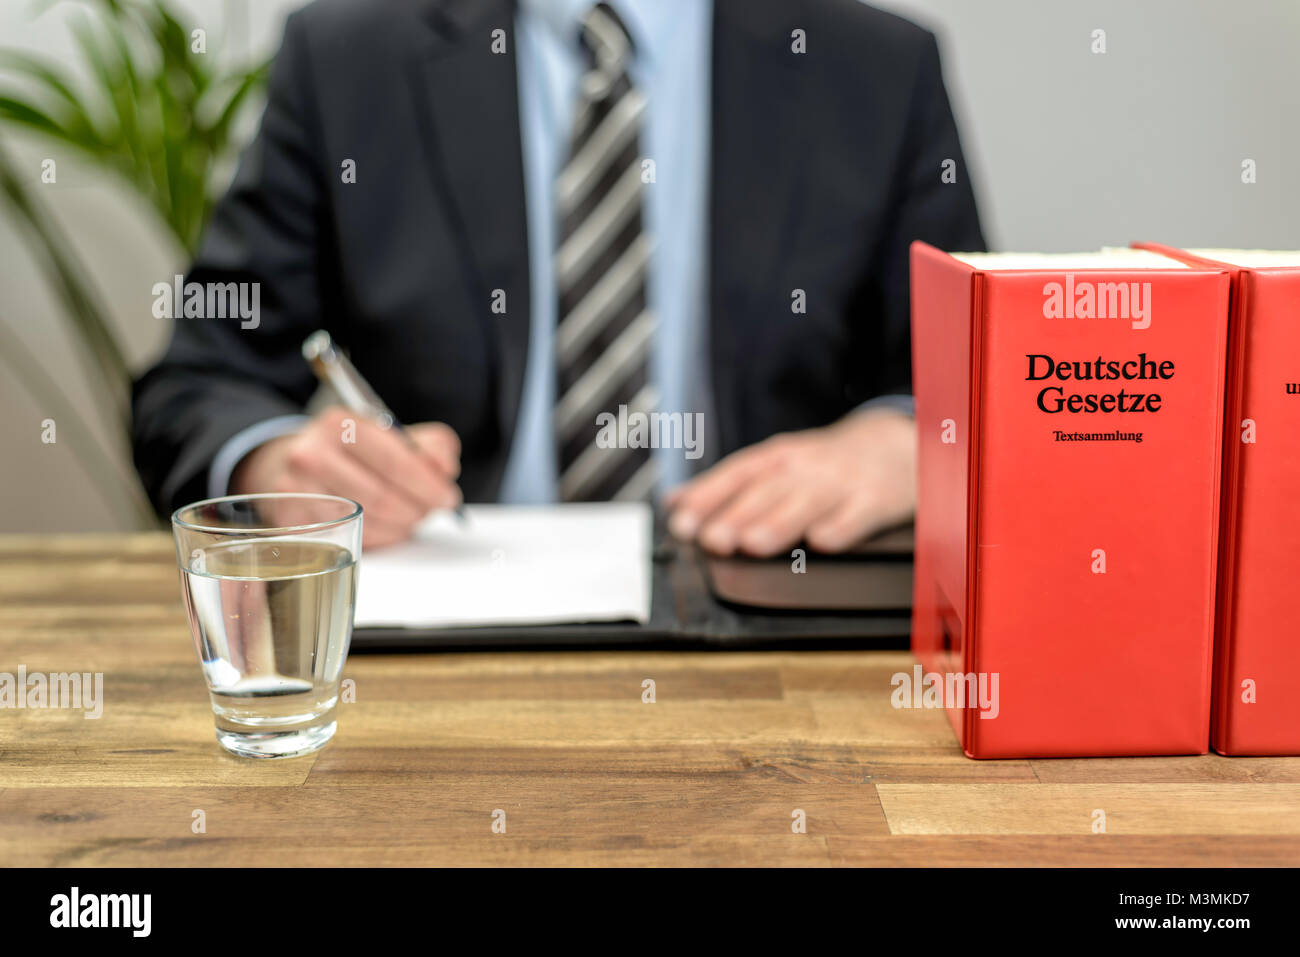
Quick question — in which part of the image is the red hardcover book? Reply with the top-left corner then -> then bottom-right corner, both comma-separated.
910,244 -> 1231,758
1136,246 -> 1300,755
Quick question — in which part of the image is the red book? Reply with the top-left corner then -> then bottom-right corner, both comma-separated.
1136,246 -> 1300,755
910,244 -> 1231,758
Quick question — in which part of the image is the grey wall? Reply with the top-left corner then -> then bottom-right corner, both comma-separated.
877,0 -> 1300,250
1,0 -> 1296,531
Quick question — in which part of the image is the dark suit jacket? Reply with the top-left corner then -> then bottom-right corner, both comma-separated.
132,0 -> 985,515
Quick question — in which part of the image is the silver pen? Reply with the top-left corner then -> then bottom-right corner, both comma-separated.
302,330 -> 467,523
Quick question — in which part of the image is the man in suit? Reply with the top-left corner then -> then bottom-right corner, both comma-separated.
133,0 -> 984,553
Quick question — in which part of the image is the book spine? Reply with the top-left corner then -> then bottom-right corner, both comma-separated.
1215,270 -> 1300,754
909,243 -> 979,749
1212,267 -> 1250,753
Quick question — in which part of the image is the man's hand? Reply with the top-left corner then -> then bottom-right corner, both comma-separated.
231,406 -> 462,549
663,407 -> 916,557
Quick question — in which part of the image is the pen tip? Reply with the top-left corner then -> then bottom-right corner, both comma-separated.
302,330 -> 332,361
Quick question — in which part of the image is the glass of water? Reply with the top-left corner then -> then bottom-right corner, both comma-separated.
171,493 -> 362,758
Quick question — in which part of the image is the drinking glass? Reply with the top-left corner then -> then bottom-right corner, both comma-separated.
171,493 -> 362,758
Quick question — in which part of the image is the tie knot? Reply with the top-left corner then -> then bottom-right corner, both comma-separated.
579,3 -> 633,97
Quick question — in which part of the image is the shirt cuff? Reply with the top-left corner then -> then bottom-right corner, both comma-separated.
207,414 -> 311,499
853,393 -> 915,418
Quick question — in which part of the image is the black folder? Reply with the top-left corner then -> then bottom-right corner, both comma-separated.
349,526 -> 912,652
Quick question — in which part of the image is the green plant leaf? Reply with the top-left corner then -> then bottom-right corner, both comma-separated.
0,49 -> 85,112
0,94 -> 66,138
201,58 -> 268,142
0,52 -> 110,150
2,0 -> 268,252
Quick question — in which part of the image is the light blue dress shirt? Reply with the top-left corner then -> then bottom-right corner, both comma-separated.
499,0 -> 715,503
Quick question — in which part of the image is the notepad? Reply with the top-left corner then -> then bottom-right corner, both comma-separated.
352,503 -> 654,629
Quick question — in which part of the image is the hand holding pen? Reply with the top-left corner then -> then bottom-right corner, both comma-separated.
227,331 -> 465,549
302,331 -> 468,524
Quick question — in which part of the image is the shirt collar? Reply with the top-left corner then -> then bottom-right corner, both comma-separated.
519,0 -> 679,68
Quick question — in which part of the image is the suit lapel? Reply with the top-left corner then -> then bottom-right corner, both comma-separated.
409,0 -> 531,447
709,0 -> 808,452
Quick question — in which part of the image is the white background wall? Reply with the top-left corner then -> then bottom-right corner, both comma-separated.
1,0 -> 1296,531
879,0 -> 1300,251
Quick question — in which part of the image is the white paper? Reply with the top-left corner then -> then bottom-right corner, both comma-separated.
952,249 -> 1189,269
353,503 -> 654,629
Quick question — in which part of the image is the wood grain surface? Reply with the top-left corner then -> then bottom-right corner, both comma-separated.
1,534 -> 1297,867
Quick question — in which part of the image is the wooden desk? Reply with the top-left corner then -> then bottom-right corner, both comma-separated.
2,534 -> 1298,867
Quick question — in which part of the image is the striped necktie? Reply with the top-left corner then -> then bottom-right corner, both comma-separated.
554,3 -> 658,503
